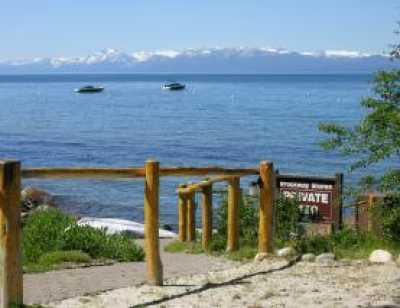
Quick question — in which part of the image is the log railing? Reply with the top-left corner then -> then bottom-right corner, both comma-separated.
0,159 -> 275,307
176,161 -> 275,253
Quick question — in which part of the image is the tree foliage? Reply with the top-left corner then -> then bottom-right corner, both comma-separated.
319,34 -> 400,193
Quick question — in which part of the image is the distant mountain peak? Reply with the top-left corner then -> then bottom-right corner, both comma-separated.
0,47 -> 395,74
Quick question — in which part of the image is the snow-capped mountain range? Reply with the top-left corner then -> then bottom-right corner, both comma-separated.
0,47 -> 397,74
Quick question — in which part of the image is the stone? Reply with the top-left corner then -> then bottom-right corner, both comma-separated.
316,253 -> 335,263
369,250 -> 393,264
21,186 -> 55,210
276,247 -> 297,258
20,187 -> 56,221
301,253 -> 316,262
254,253 -> 268,262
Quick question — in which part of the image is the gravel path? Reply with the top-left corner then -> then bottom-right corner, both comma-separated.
48,258 -> 400,308
24,239 -> 237,305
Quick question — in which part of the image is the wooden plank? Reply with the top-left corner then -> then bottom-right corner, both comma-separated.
22,166 -> 258,179
258,161 -> 275,254
161,167 -> 258,177
22,168 -> 145,179
201,184 -> 213,250
144,160 -> 163,286
177,175 -> 238,195
227,177 -> 240,252
0,160 -> 23,307
177,184 -> 187,242
186,193 -> 196,242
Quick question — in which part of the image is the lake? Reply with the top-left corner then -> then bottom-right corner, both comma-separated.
0,74 -> 377,226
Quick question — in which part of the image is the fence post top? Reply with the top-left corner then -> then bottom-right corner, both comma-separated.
260,161 -> 273,168
0,160 -> 20,166
145,159 -> 159,165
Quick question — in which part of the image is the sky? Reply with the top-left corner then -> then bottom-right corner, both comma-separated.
1,0 -> 400,60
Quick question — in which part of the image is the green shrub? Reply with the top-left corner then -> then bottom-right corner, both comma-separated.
275,195 -> 302,241
64,225 -> 144,262
215,193 -> 258,244
105,234 -> 145,262
22,209 -> 75,262
63,225 -> 111,259
294,235 -> 333,255
22,209 -> 145,270
370,194 -> 400,242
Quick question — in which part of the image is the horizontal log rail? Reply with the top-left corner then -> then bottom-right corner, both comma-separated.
176,175 -> 242,195
0,159 -> 275,307
22,166 -> 258,179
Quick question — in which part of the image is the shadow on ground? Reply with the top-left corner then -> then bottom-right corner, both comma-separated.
131,258 -> 299,308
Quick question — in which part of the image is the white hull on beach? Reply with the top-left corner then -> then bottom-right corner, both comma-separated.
77,217 -> 177,238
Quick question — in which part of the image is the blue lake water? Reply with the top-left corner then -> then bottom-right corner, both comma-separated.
0,74 -> 381,226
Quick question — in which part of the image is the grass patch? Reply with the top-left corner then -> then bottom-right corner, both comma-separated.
164,238 -> 257,262
11,305 -> 45,308
164,240 -> 204,254
24,250 -> 92,273
39,250 -> 91,266
293,228 -> 400,259
226,245 -> 257,261
22,209 -> 144,273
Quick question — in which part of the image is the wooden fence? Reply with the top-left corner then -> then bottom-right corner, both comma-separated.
0,159 -> 275,307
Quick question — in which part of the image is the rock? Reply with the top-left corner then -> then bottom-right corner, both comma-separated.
316,253 -> 335,263
254,253 -> 268,262
20,187 -> 56,221
369,250 -> 393,264
301,253 -> 316,262
276,247 -> 297,258
21,186 -> 55,211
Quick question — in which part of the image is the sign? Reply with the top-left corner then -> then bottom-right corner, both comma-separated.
277,174 -> 343,226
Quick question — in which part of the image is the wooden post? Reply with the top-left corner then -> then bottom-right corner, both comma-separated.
258,161 -> 275,254
0,160 -> 23,307
144,160 -> 163,286
367,192 -> 385,234
227,177 -> 240,252
334,173 -> 344,231
201,184 -> 213,250
186,192 -> 196,241
177,184 -> 187,242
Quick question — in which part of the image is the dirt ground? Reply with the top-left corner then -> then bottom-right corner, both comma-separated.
49,258 -> 400,308
24,239 -> 236,305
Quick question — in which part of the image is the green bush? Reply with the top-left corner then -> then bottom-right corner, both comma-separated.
370,194 -> 400,242
294,234 -> 333,255
293,228 -> 400,259
166,190 -> 400,261
22,209 -> 75,262
64,225 -> 144,262
22,208 -> 145,269
215,193 -> 258,244
275,195 -> 302,241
